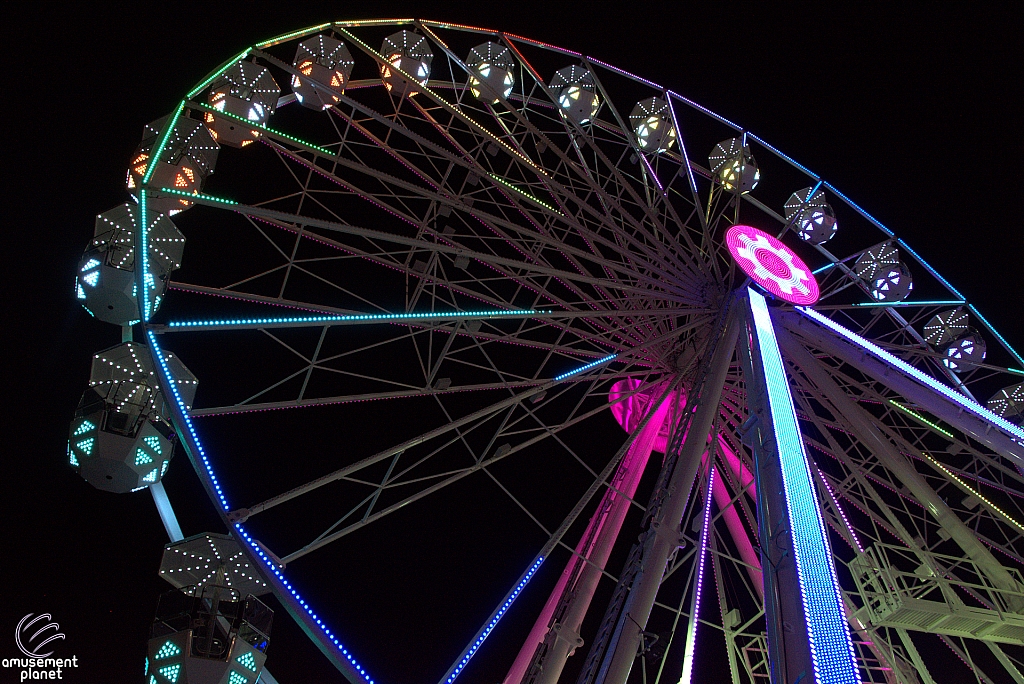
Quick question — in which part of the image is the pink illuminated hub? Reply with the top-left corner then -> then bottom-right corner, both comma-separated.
726,224 -> 819,305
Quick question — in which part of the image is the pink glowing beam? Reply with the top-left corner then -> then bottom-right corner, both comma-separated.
712,471 -> 763,600
503,390 -> 672,684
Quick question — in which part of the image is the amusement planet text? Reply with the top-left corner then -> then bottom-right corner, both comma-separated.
2,657 -> 79,681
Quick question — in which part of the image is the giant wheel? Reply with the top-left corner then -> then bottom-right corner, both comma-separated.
71,18 -> 1024,684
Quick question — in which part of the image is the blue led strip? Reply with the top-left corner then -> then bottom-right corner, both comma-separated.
554,354 -> 618,381
820,182 -> 895,238
851,299 -> 965,308
679,466 -> 716,684
443,556 -> 545,684
749,289 -> 860,684
895,239 -> 965,301
167,309 -> 536,329
139,190 -> 151,321
145,330 -> 377,684
968,304 -> 1024,369
747,133 -> 818,178
797,306 -> 1024,442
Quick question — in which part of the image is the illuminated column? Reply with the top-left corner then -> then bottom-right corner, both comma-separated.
740,288 -> 860,684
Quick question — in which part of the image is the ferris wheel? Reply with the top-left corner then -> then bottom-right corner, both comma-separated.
68,18 -> 1024,684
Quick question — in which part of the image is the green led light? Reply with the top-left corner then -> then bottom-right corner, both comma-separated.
144,435 -> 163,454
925,454 -> 1024,533
236,651 -> 257,671
141,105 -> 185,185
73,420 -> 95,436
76,437 -> 95,456
155,640 -> 181,660
198,103 -> 333,155
1006,367 -> 1024,376
187,49 -> 253,99
487,174 -> 563,215
158,187 -> 238,205
135,448 -> 154,466
889,400 -> 954,439
157,663 -> 181,684
255,23 -> 332,48
68,447 -> 79,467
167,309 -> 537,328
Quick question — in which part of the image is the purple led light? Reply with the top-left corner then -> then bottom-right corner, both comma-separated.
818,469 -> 863,554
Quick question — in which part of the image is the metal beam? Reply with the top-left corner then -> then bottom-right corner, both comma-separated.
143,330 -> 372,684
440,378 -> 682,684
779,309 -> 1024,461
986,643 -> 1024,684
592,298 -> 739,684
776,320 -> 1024,613
508,384 -> 676,684
150,482 -> 183,542
895,629 -> 935,684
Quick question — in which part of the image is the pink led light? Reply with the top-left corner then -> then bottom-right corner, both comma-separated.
726,225 -> 819,305
608,378 -> 686,453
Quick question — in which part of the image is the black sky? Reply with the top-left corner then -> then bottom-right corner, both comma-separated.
4,2 -> 1022,683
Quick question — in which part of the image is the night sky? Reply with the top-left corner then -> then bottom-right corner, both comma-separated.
5,3 -> 1021,683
